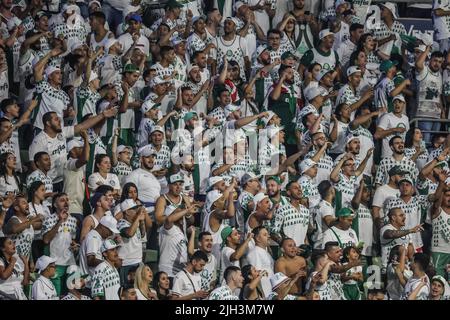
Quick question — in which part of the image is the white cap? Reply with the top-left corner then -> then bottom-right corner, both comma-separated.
70,41 -> 84,53
208,176 -> 225,190
63,4 -> 80,15
205,190 -> 223,211
270,272 -> 290,290
35,255 -> 57,274
315,69 -> 332,82
225,17 -> 239,27
233,1 -> 245,12
319,29 -> 334,41
67,138 -> 84,151
335,0 -> 349,8
101,239 -> 120,253
192,15 -> 206,25
380,2 -> 398,19
171,36 -> 186,46
45,66 -> 61,77
266,125 -> 284,138
169,173 -> 184,184
305,87 -> 323,101
138,145 -> 157,157
151,125 -> 164,135
255,45 -> 268,58
346,134 -> 360,145
187,64 -> 200,74
7,16 -> 21,31
299,158 -> 317,174
120,199 -> 140,212
347,66 -> 362,77
99,215 -> 120,234
253,192 -> 269,206
104,38 -> 119,53
261,111 -> 276,127
141,100 -> 159,113
88,1 -> 102,8
393,95 -> 406,103
224,104 -> 241,118
150,76 -> 169,88
117,145 -> 132,155
89,71 -> 98,83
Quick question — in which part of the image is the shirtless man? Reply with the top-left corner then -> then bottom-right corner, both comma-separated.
275,238 -> 307,295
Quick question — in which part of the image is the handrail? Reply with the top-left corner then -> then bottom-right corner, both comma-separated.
409,117 -> 450,134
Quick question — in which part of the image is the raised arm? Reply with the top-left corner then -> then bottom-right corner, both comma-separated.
351,179 -> 364,210
74,106 -> 118,134
355,148 -> 373,177
229,233 -> 253,261
349,110 -> 379,131
33,48 -> 62,82
415,46 -> 430,72
330,155 -> 347,183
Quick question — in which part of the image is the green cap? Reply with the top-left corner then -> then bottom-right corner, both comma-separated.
281,51 -> 296,60
379,60 -> 398,73
221,226 -> 234,243
267,176 -> 282,185
435,161 -> 447,169
165,0 -> 183,9
122,63 -> 140,74
336,208 -> 355,218
183,111 -> 198,122
398,175 -> 413,185
388,166 -> 407,177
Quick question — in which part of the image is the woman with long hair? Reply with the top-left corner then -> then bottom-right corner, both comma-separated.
27,181 -> 50,264
152,271 -> 174,300
329,103 -> 352,159
0,152 -> 22,197
87,154 -> 121,198
239,264 -> 265,300
116,182 -> 152,230
404,127 -> 429,172
0,237 -> 29,300
134,264 -> 158,300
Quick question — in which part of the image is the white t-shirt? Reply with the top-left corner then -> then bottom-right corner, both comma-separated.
117,219 -> 144,266
322,226 -> 359,249
29,126 -> 74,184
118,33 -> 150,56
158,224 -> 188,277
79,229 -> 103,277
312,200 -> 335,249
433,0 -> 450,40
172,269 -> 202,298
402,276 -> 430,300
380,224 -> 411,269
63,158 -> 85,214
378,112 -> 409,158
219,246 -> 240,284
0,254 -> 27,300
31,276 -> 59,300
88,172 -> 121,193
372,184 -> 400,223
125,168 -> 161,211
246,246 -> 274,297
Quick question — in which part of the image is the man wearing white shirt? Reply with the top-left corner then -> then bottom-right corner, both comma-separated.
172,251 -> 209,300
32,255 -> 59,300
117,14 -> 149,57
337,23 -> 364,69
246,226 -> 274,297
29,109 -> 117,191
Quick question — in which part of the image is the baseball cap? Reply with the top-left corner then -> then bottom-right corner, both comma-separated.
120,199 -> 140,212
315,69 -> 333,82
70,41 -> 84,53
187,64 -> 200,74
255,45 -> 268,58
266,176 -> 282,185
388,166 -> 407,177
101,239 -> 120,253
141,100 -> 160,113
66,264 -> 89,279
270,272 -> 290,291
225,17 -> 239,27
224,104 -> 241,117
266,125 -> 284,138
35,255 -> 57,274
67,138 -> 84,152
304,87 -> 324,101
128,13 -> 142,23
183,111 -> 198,122
99,215 -> 120,234
117,145 -> 132,155
398,175 -> 413,185
281,51 -> 297,60
379,60 -> 398,73
122,64 -> 140,74
319,29 -> 334,41
393,95 -> 406,103
35,11 -> 50,20
260,111 -> 276,127
435,161 -> 447,168
44,66 -> 61,77
299,158 -> 317,174
104,38 -> 119,53
138,145 -> 157,157
336,208 -> 355,218
206,190 -> 223,211
149,76 -> 169,88
171,36 -> 186,46
347,66 -> 362,77
89,1 -> 102,9
346,134 -> 360,145
240,172 -> 260,186
253,192 -> 269,206
380,2 -> 398,19
221,226 -> 234,242
169,173 -> 184,184
192,15 -> 206,25
208,176 -> 225,190
151,125 -> 165,135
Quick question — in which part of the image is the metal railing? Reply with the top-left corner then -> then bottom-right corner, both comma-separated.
409,118 -> 450,135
